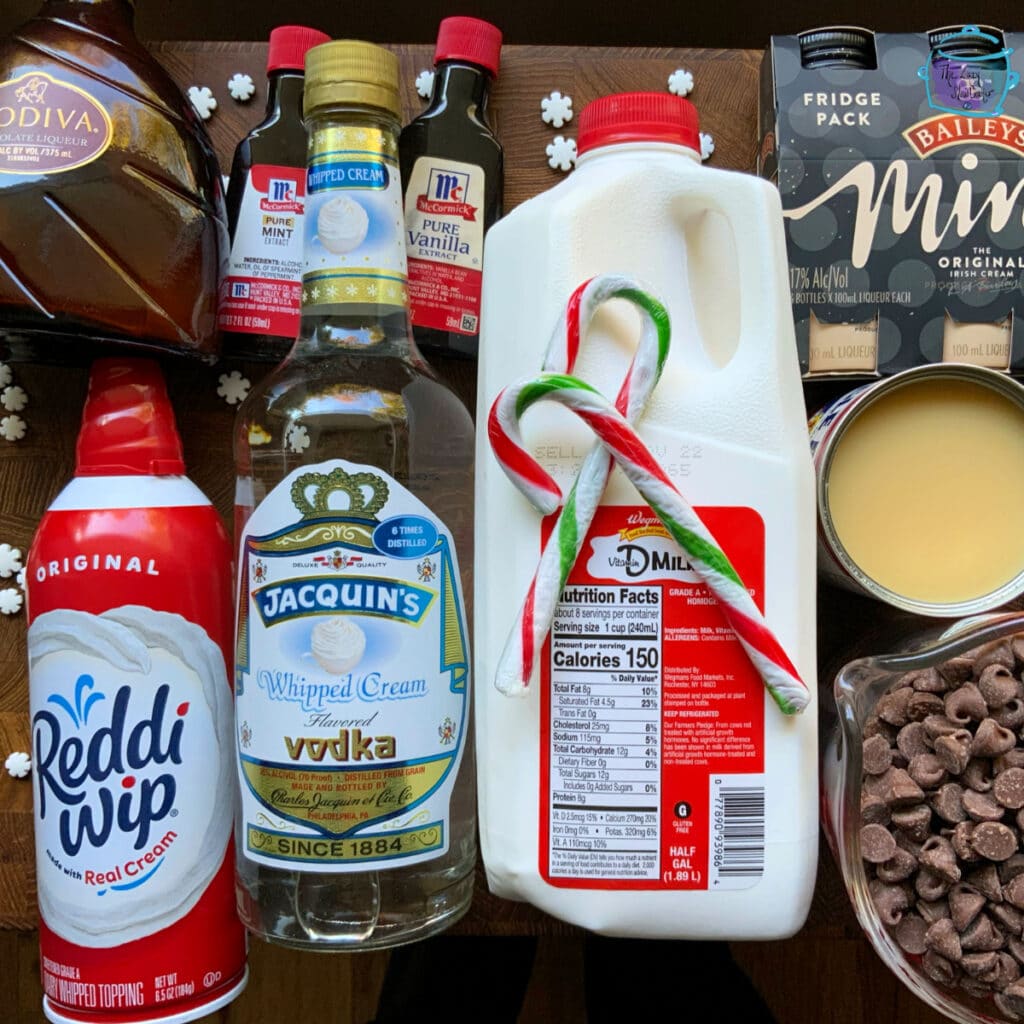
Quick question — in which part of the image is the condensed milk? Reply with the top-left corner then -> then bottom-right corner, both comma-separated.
810,364 -> 1024,613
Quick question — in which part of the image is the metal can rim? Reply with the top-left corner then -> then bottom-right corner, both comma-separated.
815,362 -> 1024,616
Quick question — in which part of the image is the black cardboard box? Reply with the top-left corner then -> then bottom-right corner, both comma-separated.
760,27 -> 1024,378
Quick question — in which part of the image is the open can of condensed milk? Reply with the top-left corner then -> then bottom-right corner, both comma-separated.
810,364 -> 1024,615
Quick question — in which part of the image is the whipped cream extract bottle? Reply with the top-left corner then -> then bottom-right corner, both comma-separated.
25,359 -> 246,1024
232,41 -> 476,950
476,93 -> 818,938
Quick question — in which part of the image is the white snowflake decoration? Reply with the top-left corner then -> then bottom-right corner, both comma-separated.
668,68 -> 694,97
286,424 -> 310,454
0,587 -> 22,615
546,135 -> 577,172
217,370 -> 251,405
0,544 -> 21,578
16,569 -> 25,589
187,86 -> 218,120
0,415 -> 25,442
1,385 -> 27,412
227,73 -> 255,102
700,132 -> 715,162
541,90 -> 573,128
4,752 -> 30,778
415,69 -> 435,99
0,364 -> 10,388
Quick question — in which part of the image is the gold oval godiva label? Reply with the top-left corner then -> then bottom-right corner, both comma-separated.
0,72 -> 113,175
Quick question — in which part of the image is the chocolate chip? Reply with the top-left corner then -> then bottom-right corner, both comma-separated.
908,691 -> 945,721
962,758 -> 994,793
894,912 -> 929,955
865,717 -> 899,744
1007,876 -> 1024,911
871,879 -> 911,925
996,951 -> 1023,987
996,769 -> 1024,810
878,687 -> 914,727
916,868 -> 952,902
934,730 -> 973,775
924,714 -> 964,741
968,864 -> 1004,903
897,721 -> 931,760
926,916 -> 963,960
949,883 -> 987,932
908,753 -> 946,789
861,824 -> 898,864
862,733 -> 893,775
974,640 -> 1016,676
972,823 -> 1019,862
1002,855 -> 1024,884
932,783 -> 968,824
946,683 -> 988,724
1010,937 -> 1024,965
962,951 -> 1000,978
980,664 -> 1021,709
973,718 -> 1019,758
963,790 -> 1006,823
951,821 -> 980,864
995,991 -> 1024,1022
877,847 -> 918,884
998,751 -> 1024,774
920,836 -> 962,883
861,792 -> 891,827
890,805 -> 931,843
991,903 -> 1024,937
961,912 -> 1005,952
996,700 -> 1024,730
881,767 -> 927,807
939,656 -> 974,686
917,898 -> 951,925
904,666 -> 948,693
923,949 -> 959,987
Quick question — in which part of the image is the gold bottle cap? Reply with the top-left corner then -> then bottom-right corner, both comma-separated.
304,40 -> 401,119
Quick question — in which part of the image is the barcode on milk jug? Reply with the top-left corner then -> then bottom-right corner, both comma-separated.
709,776 -> 765,889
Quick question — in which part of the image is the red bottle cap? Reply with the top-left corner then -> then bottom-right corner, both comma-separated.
76,359 -> 186,477
577,92 -> 700,156
267,25 -> 332,73
435,16 -> 502,77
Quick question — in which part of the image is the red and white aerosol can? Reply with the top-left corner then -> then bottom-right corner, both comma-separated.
26,359 -> 247,1024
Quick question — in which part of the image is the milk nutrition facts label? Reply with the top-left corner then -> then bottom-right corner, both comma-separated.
539,505 -> 767,892
547,583 -> 662,881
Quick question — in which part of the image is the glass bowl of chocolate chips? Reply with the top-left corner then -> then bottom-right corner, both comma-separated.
823,612 -> 1024,1023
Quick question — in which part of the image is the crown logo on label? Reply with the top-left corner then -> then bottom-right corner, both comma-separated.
291,467 -> 390,519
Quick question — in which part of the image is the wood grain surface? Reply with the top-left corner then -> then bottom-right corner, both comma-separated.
0,42 -> 951,1024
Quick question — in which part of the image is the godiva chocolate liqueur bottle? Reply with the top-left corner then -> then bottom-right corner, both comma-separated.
0,0 -> 226,360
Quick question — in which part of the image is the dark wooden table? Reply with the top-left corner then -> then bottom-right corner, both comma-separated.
0,42 -> 951,1024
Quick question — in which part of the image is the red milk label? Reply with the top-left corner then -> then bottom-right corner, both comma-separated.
540,505 -> 766,891
27,492 -> 246,1023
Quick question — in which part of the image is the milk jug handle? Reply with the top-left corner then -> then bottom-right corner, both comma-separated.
682,178 -> 794,373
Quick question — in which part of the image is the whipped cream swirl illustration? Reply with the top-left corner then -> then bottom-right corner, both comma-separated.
311,615 -> 366,674
317,196 -> 369,254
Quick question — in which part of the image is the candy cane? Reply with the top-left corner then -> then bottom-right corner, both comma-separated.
488,280 -> 810,716
487,275 -> 671,698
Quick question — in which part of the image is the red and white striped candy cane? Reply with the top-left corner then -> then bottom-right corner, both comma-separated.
487,275 -> 670,696
488,281 -> 810,716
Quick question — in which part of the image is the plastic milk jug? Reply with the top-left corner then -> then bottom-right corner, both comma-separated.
475,93 -> 818,938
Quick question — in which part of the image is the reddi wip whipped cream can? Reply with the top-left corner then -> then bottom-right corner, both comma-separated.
25,360 -> 247,1024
